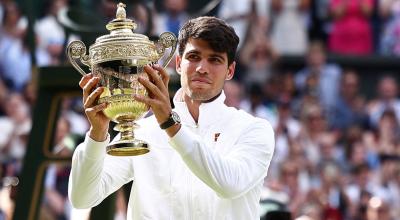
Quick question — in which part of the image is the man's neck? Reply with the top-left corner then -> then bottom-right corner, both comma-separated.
184,92 -> 222,123
185,96 -> 201,123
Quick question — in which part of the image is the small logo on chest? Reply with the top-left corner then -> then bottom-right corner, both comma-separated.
214,133 -> 221,142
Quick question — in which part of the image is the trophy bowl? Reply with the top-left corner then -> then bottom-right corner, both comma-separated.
66,3 -> 177,156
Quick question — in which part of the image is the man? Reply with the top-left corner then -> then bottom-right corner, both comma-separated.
68,16 -> 275,220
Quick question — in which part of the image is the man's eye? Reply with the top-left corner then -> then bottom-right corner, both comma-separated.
187,54 -> 200,60
209,58 -> 222,63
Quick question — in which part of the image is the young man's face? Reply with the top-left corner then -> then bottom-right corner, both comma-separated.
176,38 -> 235,102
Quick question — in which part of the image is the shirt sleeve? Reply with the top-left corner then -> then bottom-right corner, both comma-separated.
68,133 -> 134,209
169,119 -> 275,199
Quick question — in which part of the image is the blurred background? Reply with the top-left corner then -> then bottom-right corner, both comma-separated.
0,0 -> 400,219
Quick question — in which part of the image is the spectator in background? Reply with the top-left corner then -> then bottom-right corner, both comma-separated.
278,161 -> 308,217
22,79 -> 37,107
363,109 -> 400,158
0,2 -> 31,92
274,71 -> 298,101
297,103 -> 328,167
379,0 -> 400,55
0,0 -> 13,25
223,80 -> 244,109
345,163 -> 376,219
328,0 -> 374,55
240,83 -> 275,121
0,93 -> 31,168
377,109 -> 400,156
295,41 -> 342,122
269,0 -> 310,55
59,98 -> 89,136
307,161 -> 350,220
0,78 -> 8,116
154,0 -> 189,36
40,116 -> 92,220
372,155 -> 400,218
42,117 -> 72,220
366,197 -> 393,220
294,205 -> 324,220
128,1 -> 155,37
345,138 -> 379,171
317,132 -> 343,166
261,74 -> 282,107
218,0 -> 271,49
34,0 -> 68,66
42,116 -> 90,220
237,15 -> 278,86
308,0 -> 331,42
331,69 -> 368,132
0,178 -> 14,220
394,160 -> 400,218
367,75 -> 400,128
270,97 -> 301,173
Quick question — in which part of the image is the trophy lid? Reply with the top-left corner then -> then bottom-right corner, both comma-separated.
105,3 -> 137,32
89,3 -> 160,65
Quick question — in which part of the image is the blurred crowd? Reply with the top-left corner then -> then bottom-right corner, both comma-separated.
0,0 -> 399,220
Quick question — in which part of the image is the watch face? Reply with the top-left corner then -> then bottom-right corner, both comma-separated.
171,111 -> 181,123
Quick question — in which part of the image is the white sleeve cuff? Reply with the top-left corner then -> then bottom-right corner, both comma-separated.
82,132 -> 110,160
169,126 -> 198,157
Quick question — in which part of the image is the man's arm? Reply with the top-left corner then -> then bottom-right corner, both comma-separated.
169,119 -> 274,199
69,73 -> 133,208
68,134 -> 134,208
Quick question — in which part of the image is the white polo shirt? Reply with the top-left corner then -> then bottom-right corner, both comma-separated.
69,89 -> 275,220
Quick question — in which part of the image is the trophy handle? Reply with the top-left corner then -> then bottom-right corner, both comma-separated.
66,40 -> 91,76
156,32 -> 177,68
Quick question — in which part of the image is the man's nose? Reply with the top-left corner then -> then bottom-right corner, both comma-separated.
196,59 -> 209,74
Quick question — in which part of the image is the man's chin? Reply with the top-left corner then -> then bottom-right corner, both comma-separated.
188,91 -> 212,101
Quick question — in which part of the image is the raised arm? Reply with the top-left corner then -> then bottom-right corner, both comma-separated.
68,74 -> 133,208
169,118 -> 274,199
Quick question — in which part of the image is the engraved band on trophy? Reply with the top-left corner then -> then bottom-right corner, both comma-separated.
66,3 -> 177,156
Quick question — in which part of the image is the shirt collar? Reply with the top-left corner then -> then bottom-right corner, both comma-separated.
172,88 -> 227,128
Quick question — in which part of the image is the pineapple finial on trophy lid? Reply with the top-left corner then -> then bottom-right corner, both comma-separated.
105,2 -> 137,32
116,2 -> 126,20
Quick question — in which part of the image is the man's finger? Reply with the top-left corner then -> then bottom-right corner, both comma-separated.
133,94 -> 158,107
79,73 -> 93,89
84,87 -> 104,108
85,102 -> 108,115
138,76 -> 164,100
152,64 -> 170,87
144,65 -> 168,94
82,77 -> 100,102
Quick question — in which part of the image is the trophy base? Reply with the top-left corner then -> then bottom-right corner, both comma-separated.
106,139 -> 149,156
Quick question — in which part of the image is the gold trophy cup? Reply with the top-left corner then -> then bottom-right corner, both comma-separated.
66,3 -> 177,156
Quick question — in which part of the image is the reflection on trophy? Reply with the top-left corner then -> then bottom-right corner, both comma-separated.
66,3 -> 177,156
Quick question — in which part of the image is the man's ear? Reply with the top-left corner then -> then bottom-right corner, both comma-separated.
175,55 -> 182,75
226,61 -> 236,80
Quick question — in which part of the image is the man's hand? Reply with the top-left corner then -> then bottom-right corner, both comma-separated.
134,65 -> 171,123
134,65 -> 180,136
79,73 -> 110,141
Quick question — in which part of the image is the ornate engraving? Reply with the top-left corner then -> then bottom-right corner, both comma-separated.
69,41 -> 86,58
156,32 -> 178,66
159,32 -> 177,48
90,43 -> 159,64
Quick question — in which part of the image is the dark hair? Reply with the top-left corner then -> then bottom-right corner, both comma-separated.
178,16 -> 239,65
